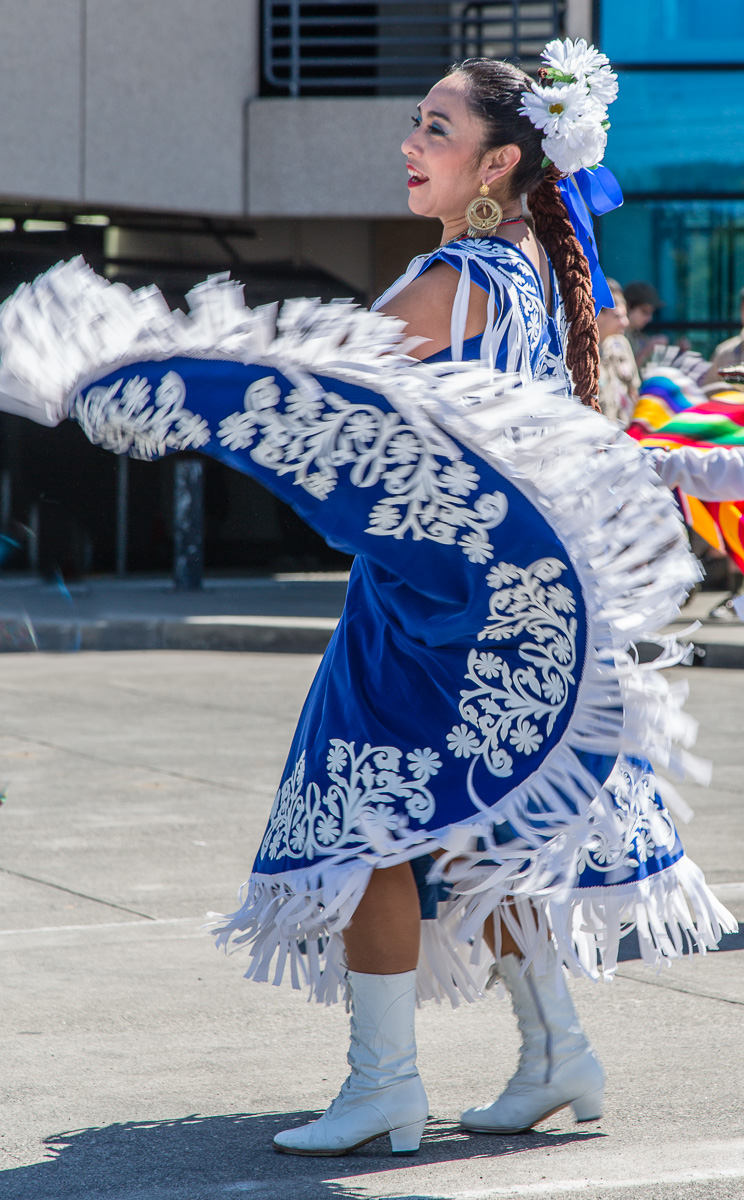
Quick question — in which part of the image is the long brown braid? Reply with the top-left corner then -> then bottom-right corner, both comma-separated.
528,170 -> 600,409
448,59 -> 601,409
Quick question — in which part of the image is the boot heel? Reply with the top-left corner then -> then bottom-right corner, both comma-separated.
389,1118 -> 426,1155
571,1087 -> 604,1122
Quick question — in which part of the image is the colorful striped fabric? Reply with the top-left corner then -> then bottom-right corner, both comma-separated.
628,372 -> 744,570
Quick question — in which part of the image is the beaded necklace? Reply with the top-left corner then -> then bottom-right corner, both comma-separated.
441,216 -> 526,247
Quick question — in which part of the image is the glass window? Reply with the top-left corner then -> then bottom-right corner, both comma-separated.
597,0 -> 744,356
600,0 -> 744,63
600,200 -> 744,356
605,71 -> 744,195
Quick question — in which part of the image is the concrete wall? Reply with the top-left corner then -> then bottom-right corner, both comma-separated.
565,0 -> 594,41
0,1 -> 595,221
0,1 -> 83,201
0,0 -> 258,214
243,3 -> 596,221
246,99 -> 415,219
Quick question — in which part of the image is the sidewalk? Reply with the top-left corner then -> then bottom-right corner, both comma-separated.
1,572 -> 744,663
0,572 -> 350,655
1,652 -> 742,1199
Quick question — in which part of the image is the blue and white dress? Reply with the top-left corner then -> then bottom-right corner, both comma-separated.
371,238 -> 722,981
0,252 -> 734,1002
374,235 -> 571,387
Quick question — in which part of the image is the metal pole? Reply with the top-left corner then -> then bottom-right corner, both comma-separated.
115,455 -> 129,577
290,0 -> 300,97
28,502 -> 39,572
173,459 -> 204,591
0,468 -> 10,527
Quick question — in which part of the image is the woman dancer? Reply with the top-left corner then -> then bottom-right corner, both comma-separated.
0,39 -> 735,1157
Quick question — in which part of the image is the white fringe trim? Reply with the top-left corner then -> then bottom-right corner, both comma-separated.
0,258 -> 417,426
548,854 -> 738,979
209,848 -> 737,1006
0,259 -> 735,1004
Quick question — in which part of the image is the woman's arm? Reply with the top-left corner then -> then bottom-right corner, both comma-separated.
377,261 -> 489,360
647,445 -> 744,501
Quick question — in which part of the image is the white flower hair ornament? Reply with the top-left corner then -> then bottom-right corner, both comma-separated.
520,38 -> 618,177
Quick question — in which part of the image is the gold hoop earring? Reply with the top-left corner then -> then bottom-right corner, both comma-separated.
466,183 -> 503,237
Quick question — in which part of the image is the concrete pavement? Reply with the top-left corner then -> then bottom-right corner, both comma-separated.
1,573 -> 744,665
0,652 -> 743,1200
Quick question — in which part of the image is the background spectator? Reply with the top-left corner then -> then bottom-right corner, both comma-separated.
704,285 -> 744,387
698,285 -> 744,616
597,279 -> 640,427
624,280 -> 667,368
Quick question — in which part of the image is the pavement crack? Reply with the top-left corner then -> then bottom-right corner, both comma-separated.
0,678 -> 257,718
0,730 -> 249,794
105,681 -> 264,715
616,967 -> 743,1006
0,865 -> 156,920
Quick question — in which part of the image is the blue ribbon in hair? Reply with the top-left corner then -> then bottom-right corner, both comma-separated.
557,165 -> 623,314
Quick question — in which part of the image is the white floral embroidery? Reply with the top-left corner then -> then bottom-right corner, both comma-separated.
445,242 -> 571,393
218,411 -> 259,450
458,530 -> 493,564
260,741 -> 442,862
407,747 -> 443,778
447,724 -> 482,759
217,375 -> 509,560
479,243 -> 545,355
575,760 -> 678,878
438,461 -> 480,496
74,371 -> 210,459
472,652 -> 504,679
449,557 -> 578,780
464,238 -> 500,252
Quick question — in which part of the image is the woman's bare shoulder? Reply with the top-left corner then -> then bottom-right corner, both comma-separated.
377,260 -> 470,360
379,260 -> 460,319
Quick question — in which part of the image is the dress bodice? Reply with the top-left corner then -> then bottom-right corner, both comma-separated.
373,236 -> 571,391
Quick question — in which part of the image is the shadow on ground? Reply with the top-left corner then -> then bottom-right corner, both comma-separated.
617,926 -> 744,961
0,1112 -> 605,1199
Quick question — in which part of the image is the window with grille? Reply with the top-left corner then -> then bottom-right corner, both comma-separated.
262,1 -> 566,97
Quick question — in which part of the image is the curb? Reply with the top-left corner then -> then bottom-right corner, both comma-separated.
690,638 -> 744,670
2,617 -> 744,665
662,621 -> 744,670
0,616 -> 338,655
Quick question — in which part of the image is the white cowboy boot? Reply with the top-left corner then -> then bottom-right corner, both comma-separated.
461,947 -> 604,1134
273,969 -> 428,1156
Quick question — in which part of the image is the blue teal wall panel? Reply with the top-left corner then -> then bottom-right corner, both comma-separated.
605,71 -> 744,195
600,0 -> 744,63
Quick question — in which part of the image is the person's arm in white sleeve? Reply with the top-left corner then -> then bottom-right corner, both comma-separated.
646,445 -> 744,500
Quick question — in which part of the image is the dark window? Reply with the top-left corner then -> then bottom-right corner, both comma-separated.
261,1 -> 566,97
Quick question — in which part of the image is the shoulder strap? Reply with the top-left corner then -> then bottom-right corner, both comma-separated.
373,240 -> 553,367
371,250 -> 438,313
373,243 -> 504,361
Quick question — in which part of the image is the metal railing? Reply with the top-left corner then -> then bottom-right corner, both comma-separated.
262,1 -> 566,96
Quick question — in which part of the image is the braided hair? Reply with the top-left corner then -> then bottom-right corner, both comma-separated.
447,58 -> 600,410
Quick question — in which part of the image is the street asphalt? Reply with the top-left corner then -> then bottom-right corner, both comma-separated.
0,651 -> 742,1200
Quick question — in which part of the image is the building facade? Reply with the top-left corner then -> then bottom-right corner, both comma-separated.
597,0 -> 744,357
7,0 -> 732,578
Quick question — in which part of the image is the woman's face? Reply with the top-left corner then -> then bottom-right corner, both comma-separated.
597,296 -> 628,341
627,302 -> 655,332
401,75 -> 502,229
